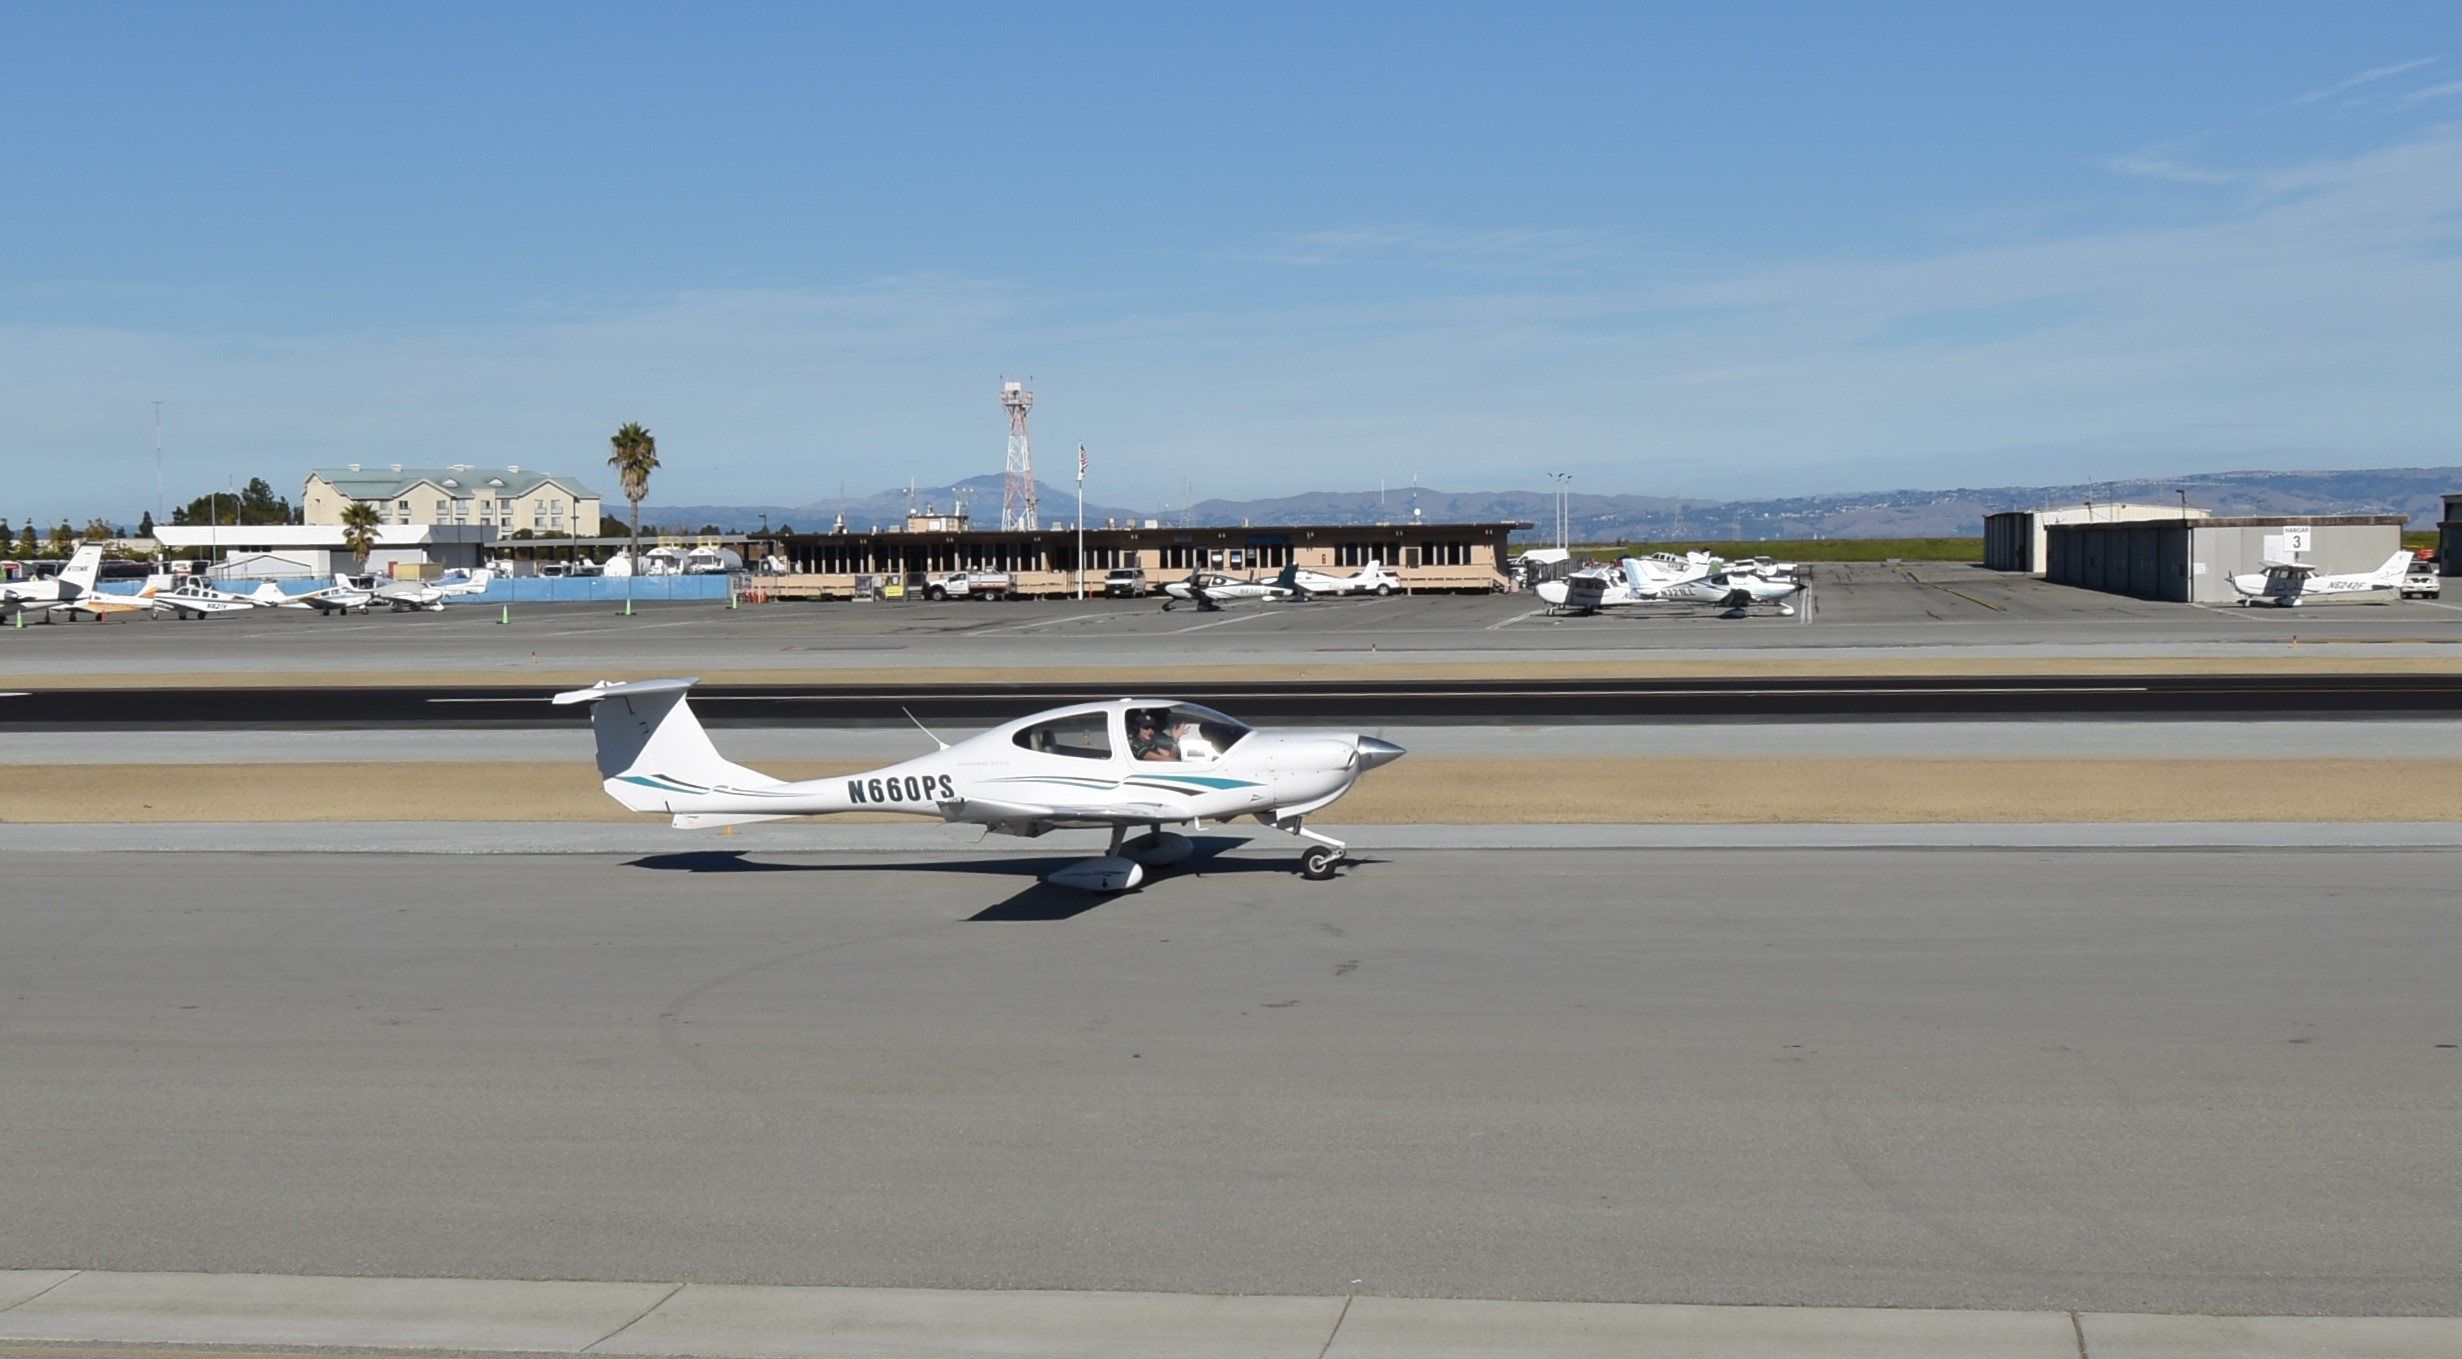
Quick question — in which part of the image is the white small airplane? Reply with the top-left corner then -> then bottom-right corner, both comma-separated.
554,677 -> 1406,891
1288,560 -> 1402,597
2226,552 -> 2410,607
0,545 -> 107,620
375,579 -> 446,611
146,575 -> 290,619
1538,555 -> 1802,616
291,575 -> 380,615
1160,564 -> 1303,612
434,567 -> 495,599
1537,555 -> 1717,612
1656,570 -> 1807,616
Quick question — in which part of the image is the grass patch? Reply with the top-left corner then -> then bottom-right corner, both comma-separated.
1585,537 -> 1985,562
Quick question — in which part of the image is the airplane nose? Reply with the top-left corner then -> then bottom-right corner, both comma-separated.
1355,736 -> 1407,770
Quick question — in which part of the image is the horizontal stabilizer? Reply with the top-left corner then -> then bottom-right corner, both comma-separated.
553,676 -> 702,706
672,813 -> 802,829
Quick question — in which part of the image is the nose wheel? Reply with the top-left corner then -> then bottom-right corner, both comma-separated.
1270,816 -> 1349,881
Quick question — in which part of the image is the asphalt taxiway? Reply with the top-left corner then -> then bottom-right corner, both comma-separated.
6,563 -> 2462,682
6,842 -> 2457,1317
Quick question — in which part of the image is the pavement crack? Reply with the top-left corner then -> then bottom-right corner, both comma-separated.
1316,1293 -> 1354,1359
2070,1309 -> 2088,1358
0,1270 -> 81,1312
582,1280 -> 686,1352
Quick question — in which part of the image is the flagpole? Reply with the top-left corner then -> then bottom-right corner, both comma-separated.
1075,442 -> 1087,601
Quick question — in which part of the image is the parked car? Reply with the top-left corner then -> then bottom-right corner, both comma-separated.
924,570 -> 1012,601
2401,558 -> 2441,599
1103,568 -> 1148,598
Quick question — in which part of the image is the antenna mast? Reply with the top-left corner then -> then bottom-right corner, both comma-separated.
1000,379 -> 1038,531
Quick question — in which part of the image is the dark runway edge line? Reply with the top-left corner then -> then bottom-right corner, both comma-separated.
4,674 -> 2461,729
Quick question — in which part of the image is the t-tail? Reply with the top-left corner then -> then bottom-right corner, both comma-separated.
552,677 -> 791,819
58,544 -> 104,595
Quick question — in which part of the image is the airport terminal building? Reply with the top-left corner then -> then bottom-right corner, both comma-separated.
765,514 -> 1525,598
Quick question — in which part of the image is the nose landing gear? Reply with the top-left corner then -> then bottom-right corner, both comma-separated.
1266,814 -> 1348,881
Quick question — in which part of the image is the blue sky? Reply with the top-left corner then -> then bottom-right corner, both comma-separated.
5,2 -> 2462,521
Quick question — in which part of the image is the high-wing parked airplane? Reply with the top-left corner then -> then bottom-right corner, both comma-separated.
1160,564 -> 1302,612
2227,552 -> 2411,607
1289,560 -> 1402,597
554,677 -> 1406,891
1537,555 -> 1715,613
0,545 -> 106,619
1538,555 -> 1802,616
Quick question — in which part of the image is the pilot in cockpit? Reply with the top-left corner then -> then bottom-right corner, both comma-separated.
1130,710 -> 1181,761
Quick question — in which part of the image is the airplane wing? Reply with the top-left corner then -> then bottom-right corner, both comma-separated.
941,794 -> 1186,830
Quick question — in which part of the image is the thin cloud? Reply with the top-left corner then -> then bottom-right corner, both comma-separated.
1225,225 -> 1631,273
2283,56 -> 2440,107
2106,142 -> 2239,185
2397,79 -> 2462,107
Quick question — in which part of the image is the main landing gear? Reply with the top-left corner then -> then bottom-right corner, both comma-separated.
1044,825 -> 1195,893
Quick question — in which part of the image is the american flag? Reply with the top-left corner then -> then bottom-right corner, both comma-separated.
1077,442 -> 1088,482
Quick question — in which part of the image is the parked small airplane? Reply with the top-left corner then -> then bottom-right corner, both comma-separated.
2226,552 -> 2412,607
149,581 -> 273,618
554,677 -> 1406,891
1537,555 -> 1716,613
1538,555 -> 1802,616
1288,560 -> 1402,597
1656,570 -> 1807,616
1160,564 -> 1302,612
0,545 -> 106,619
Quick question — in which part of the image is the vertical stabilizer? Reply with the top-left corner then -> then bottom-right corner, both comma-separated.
58,545 -> 103,594
552,677 -> 782,813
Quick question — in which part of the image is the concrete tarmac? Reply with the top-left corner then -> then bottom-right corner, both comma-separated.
4,845 -> 2457,1316
7,563 -> 2462,682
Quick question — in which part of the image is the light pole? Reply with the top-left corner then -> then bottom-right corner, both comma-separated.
2177,489 -> 2191,603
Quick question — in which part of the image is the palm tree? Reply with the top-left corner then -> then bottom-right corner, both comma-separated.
607,422 -> 659,572
338,500 -> 381,575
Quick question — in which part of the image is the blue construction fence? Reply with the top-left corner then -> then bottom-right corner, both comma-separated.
95,575 -> 737,604
459,575 -> 734,604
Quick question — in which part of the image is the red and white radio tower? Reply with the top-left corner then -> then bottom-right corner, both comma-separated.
1000,379 -> 1038,531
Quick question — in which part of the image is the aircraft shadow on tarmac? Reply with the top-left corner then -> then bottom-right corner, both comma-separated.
619,838 -> 1373,922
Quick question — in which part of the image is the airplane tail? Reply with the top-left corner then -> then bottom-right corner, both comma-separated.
1273,562 -> 1305,597
58,545 -> 103,593
2374,553 -> 2413,583
551,677 -> 783,814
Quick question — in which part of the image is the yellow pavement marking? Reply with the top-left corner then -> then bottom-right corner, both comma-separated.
8,757 -> 2461,824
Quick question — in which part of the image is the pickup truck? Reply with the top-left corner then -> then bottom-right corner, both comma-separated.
923,570 -> 1012,601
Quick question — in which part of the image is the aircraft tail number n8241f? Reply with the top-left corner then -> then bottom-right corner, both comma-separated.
555,677 -> 1406,892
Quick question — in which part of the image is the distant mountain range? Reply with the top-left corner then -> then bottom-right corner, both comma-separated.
642,467 -> 2462,542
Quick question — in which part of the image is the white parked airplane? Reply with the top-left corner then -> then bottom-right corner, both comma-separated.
1288,560 -> 1401,597
1538,555 -> 1802,616
1656,570 -> 1807,616
2226,552 -> 2412,607
1537,555 -> 1716,612
148,577 -> 291,618
0,545 -> 107,619
1160,564 -> 1302,612
554,677 -> 1406,891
